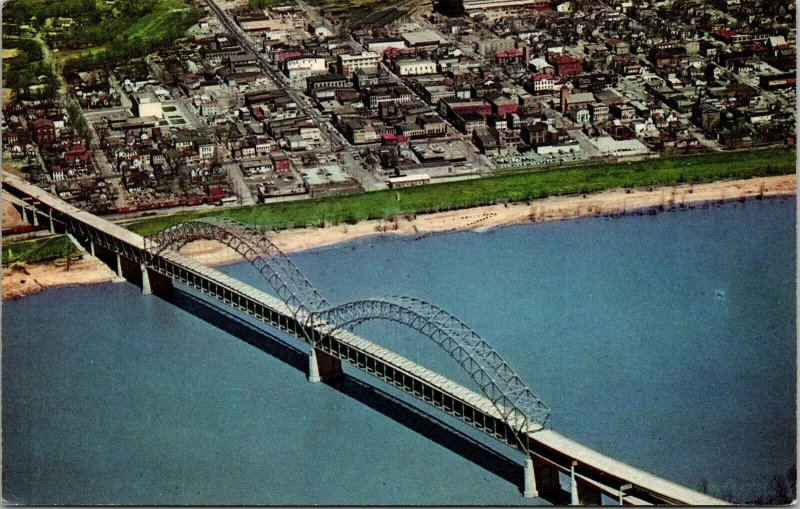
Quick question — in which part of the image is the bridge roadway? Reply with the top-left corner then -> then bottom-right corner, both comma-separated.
3,172 -> 726,506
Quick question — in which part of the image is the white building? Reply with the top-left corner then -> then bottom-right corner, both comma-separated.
570,106 -> 590,123
338,51 -> 380,74
462,0 -> 547,10
198,141 -> 216,161
400,30 -> 445,48
593,136 -> 649,156
388,173 -> 431,188
531,73 -> 556,92
396,59 -> 437,76
286,135 -> 308,151
132,91 -> 163,119
299,126 -> 321,141
285,55 -> 327,80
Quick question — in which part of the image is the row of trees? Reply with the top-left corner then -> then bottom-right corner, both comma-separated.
4,0 -> 100,28
66,100 -> 93,145
53,17 -> 146,50
5,0 -> 166,29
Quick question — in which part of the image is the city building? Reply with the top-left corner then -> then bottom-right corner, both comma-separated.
396,59 -> 437,76
338,52 -> 381,74
388,173 -> 431,187
132,91 -> 163,119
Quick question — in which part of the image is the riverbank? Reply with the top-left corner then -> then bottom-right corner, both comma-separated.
2,174 -> 795,299
179,174 -> 797,266
2,257 -> 118,301
128,147 -> 796,236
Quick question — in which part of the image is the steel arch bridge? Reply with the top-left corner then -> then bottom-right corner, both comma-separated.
144,217 -> 329,317
312,296 -> 551,436
144,218 -> 551,444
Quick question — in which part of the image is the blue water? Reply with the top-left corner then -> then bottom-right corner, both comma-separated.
2,197 -> 796,504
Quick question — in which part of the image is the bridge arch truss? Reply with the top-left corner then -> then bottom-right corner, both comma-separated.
144,218 -> 550,450
313,296 -> 551,439
144,217 -> 329,317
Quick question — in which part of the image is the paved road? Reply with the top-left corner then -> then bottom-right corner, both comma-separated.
204,0 -> 348,151
567,128 -> 601,157
223,160 -> 256,205
342,150 -> 386,191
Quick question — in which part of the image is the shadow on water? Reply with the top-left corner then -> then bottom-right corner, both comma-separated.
165,289 -> 565,503
167,289 -> 309,373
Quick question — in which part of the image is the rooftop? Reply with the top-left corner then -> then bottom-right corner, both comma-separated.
133,91 -> 159,104
401,29 -> 445,46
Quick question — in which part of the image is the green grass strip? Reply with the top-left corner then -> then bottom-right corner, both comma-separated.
127,147 -> 796,236
2,235 -> 79,265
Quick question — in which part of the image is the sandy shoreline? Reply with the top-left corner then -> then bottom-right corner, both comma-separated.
2,257 -> 118,301
3,174 -> 796,300
180,174 -> 797,266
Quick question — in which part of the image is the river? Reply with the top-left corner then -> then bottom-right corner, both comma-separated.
3,197 -> 796,504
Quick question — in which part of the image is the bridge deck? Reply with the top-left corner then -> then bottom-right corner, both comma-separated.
2,171 -> 728,505
158,249 -> 518,431
3,173 -> 145,249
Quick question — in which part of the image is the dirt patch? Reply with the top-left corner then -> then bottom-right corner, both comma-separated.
2,257 -> 117,300
2,194 -> 27,228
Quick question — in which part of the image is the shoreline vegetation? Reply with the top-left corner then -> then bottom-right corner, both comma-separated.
2,235 -> 79,265
3,173 -> 796,301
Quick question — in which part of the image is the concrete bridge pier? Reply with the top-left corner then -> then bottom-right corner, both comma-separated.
30,206 -> 39,227
618,483 -> 633,505
570,462 -> 580,505
48,209 -> 55,234
528,456 -> 561,500
308,347 -> 343,383
140,262 -> 173,296
570,461 -> 602,505
17,205 -> 34,226
523,458 -> 538,498
115,253 -> 123,278
141,263 -> 152,295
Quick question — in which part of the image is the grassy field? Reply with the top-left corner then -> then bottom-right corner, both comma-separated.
2,236 -> 79,265
4,0 -> 202,73
60,0 -> 202,71
127,148 -> 796,236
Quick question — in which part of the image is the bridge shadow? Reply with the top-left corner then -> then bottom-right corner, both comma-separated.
164,289 -> 567,503
167,289 -> 308,372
